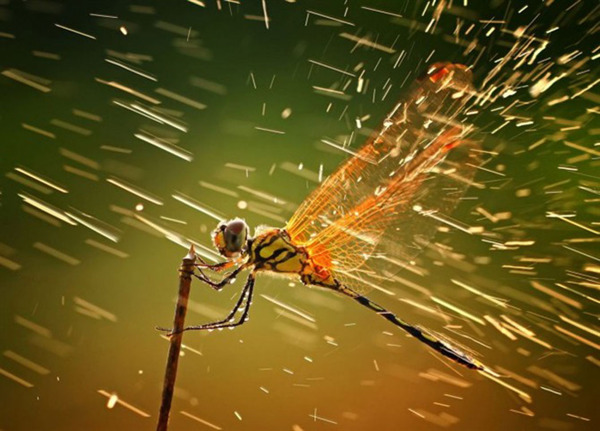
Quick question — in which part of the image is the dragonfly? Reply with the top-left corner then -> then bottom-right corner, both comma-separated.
160,63 -> 486,371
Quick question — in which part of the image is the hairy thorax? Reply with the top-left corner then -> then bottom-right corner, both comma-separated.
247,228 -> 338,289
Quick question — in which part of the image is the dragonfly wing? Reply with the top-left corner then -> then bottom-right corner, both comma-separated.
286,63 -> 481,292
285,128 -> 382,245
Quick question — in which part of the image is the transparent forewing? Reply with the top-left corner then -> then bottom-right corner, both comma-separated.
286,63 -> 481,292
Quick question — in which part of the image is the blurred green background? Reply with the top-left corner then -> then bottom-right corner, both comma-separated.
1,0 -> 598,430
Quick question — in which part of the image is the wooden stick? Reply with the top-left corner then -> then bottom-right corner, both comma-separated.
156,245 -> 196,431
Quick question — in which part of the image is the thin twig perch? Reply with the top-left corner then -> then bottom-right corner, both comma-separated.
156,245 -> 196,431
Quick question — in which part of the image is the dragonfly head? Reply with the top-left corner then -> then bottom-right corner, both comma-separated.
212,218 -> 249,258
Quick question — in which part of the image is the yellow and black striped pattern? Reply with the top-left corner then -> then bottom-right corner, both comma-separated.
248,228 -> 339,288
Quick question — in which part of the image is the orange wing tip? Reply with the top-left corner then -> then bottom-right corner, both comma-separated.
436,126 -> 463,153
442,140 -> 461,153
424,62 -> 470,83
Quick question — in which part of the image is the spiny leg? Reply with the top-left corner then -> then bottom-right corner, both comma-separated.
156,265 -> 247,334
157,273 -> 256,335
194,259 -> 236,273
183,273 -> 255,332
335,283 -> 484,370
193,264 -> 246,291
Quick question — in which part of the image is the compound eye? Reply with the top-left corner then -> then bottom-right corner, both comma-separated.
224,219 -> 248,254
212,219 -> 249,258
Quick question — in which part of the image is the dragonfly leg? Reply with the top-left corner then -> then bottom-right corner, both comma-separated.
335,282 -> 483,370
157,273 -> 256,335
194,260 -> 236,273
193,264 -> 246,291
